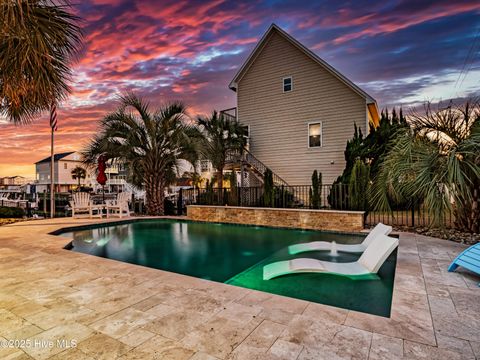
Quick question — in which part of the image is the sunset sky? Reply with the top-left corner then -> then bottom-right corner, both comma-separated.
1,0 -> 479,178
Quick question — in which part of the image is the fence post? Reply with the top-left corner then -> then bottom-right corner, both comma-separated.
177,188 -> 183,215
43,190 -> 47,218
411,201 -> 415,227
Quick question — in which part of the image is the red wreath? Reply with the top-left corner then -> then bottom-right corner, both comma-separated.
96,155 -> 107,185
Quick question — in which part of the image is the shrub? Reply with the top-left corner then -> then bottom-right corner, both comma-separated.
164,199 -> 175,215
0,206 -> 25,218
349,159 -> 370,211
262,169 -> 274,207
309,170 -> 322,209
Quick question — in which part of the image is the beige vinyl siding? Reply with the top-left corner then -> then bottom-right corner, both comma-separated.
237,30 -> 367,185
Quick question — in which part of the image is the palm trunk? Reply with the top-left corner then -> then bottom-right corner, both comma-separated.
145,173 -> 165,215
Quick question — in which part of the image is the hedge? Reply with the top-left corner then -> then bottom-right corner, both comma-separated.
0,207 -> 25,218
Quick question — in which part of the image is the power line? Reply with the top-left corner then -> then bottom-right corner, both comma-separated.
455,26 -> 480,89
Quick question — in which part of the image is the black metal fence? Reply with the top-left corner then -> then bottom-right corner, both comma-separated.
177,184 -> 456,229
1,185 -> 456,228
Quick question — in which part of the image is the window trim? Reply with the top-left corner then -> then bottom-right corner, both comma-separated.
308,121 -> 323,148
244,125 -> 250,138
282,76 -> 293,93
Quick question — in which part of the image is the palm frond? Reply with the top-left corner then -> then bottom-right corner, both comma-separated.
0,0 -> 83,123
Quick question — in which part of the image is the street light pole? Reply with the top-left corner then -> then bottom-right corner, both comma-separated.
50,127 -> 55,218
49,103 -> 57,218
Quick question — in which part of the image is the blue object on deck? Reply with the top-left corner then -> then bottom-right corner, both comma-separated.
448,243 -> 480,286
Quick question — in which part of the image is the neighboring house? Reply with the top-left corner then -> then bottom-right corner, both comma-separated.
0,176 -> 29,187
34,152 -> 130,193
227,24 -> 379,185
35,152 -> 94,193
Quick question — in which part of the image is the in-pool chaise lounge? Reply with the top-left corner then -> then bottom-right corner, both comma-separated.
263,234 -> 399,280
448,243 -> 480,286
288,223 -> 392,254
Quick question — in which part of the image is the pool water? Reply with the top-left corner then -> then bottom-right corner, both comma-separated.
61,219 -> 396,317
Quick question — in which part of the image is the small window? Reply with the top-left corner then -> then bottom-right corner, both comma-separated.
64,163 -> 68,169
308,122 -> 322,147
200,160 -> 210,172
283,76 -> 292,92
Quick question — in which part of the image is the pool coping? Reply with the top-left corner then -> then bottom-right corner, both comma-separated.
50,216 -> 370,237
1,215 -> 476,358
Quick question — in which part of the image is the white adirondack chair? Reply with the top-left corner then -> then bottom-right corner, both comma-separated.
70,192 -> 102,219
106,192 -> 131,218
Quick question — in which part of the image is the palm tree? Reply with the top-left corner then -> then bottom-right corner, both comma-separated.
0,0 -> 82,123
71,166 -> 86,190
196,111 -> 247,201
371,101 -> 480,232
82,93 -> 198,215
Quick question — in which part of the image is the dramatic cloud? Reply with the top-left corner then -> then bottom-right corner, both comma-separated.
1,0 -> 479,177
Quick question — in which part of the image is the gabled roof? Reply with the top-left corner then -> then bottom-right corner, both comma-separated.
35,152 -> 75,164
229,23 -> 377,106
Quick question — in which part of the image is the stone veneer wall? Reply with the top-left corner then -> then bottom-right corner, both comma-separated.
187,206 -> 364,232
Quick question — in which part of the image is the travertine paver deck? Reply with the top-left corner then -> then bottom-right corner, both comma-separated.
0,217 -> 479,359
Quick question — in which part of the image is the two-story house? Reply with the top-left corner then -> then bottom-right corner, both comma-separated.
228,24 -> 379,185
35,152 -> 130,193
35,152 -> 94,192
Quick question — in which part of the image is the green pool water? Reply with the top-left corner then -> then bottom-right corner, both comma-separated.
61,219 -> 396,317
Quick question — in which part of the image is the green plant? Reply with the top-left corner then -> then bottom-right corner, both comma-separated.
71,166 -> 87,189
329,109 -> 409,209
82,93 -> 199,215
0,207 -> 24,218
371,101 -> 480,232
196,111 -> 247,203
309,170 -> 322,209
164,199 -> 175,215
349,159 -> 370,211
263,169 -> 274,207
0,0 -> 82,123
228,171 -> 238,206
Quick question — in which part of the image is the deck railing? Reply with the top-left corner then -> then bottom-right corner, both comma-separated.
226,148 -> 289,187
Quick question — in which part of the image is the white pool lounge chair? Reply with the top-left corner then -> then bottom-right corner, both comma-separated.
106,192 -> 131,218
70,192 -> 102,219
288,223 -> 392,254
263,234 -> 399,280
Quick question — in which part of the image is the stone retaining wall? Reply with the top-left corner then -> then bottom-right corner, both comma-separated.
187,205 -> 364,232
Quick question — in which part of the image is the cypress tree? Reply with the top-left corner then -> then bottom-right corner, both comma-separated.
310,170 -> 322,209
263,169 -> 274,207
349,159 -> 370,211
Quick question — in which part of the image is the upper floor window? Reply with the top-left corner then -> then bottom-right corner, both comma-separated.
308,122 -> 322,148
283,76 -> 292,92
64,163 -> 68,169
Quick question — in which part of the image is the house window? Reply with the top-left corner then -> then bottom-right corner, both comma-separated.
242,125 -> 250,138
308,122 -> 322,147
200,160 -> 210,172
64,163 -> 68,169
283,76 -> 292,92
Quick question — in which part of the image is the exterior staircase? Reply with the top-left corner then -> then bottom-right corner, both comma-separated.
226,148 -> 289,187
220,107 -> 289,187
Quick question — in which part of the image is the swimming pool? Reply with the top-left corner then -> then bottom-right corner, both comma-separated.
60,219 -> 396,317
